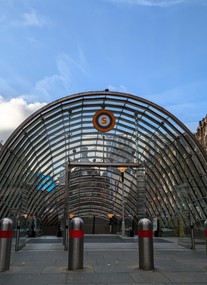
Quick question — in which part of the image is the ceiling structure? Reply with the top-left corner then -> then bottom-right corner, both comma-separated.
0,91 -> 207,229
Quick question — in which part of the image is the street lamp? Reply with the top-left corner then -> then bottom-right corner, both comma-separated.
117,167 -> 127,236
107,213 -> 114,234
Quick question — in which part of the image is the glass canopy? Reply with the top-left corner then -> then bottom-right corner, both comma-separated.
0,91 -> 207,230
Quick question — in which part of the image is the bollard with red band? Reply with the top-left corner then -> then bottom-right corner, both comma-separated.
68,217 -> 84,270
0,218 -> 13,272
69,229 -> 84,238
138,218 -> 154,270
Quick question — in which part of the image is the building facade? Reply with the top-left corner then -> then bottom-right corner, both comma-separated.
195,115 -> 207,152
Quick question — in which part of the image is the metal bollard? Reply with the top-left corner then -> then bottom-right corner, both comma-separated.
138,218 -> 154,270
0,218 -> 13,272
204,220 -> 207,257
68,217 -> 84,270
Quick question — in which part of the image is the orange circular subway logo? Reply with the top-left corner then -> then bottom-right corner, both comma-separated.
93,110 -> 116,132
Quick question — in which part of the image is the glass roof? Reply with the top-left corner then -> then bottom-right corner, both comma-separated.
0,91 -> 207,229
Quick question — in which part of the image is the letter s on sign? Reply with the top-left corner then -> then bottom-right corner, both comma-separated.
102,116 -> 107,125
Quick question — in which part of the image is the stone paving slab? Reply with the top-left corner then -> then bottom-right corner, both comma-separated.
1,236 -> 207,285
130,270 -> 170,283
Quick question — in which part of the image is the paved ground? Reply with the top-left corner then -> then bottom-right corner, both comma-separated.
0,235 -> 207,285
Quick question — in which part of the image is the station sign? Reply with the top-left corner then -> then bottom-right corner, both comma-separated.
93,110 -> 116,132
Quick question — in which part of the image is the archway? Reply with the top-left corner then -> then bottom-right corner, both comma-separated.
0,91 -> 207,235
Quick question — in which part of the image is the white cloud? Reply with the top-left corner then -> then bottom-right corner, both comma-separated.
9,8 -> 48,29
0,96 -> 47,142
31,51 -> 88,100
0,51 -> 88,142
30,54 -> 74,100
138,0 -> 183,6
33,74 -> 64,99
57,51 -> 88,77
0,51 -> 85,104
22,9 -> 46,27
107,84 -> 131,93
19,53 -> 78,101
108,0 -> 203,7
56,54 -> 72,85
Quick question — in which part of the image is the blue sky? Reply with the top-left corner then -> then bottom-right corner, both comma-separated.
0,0 -> 207,142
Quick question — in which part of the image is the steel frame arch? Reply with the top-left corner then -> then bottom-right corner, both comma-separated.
0,91 -> 207,230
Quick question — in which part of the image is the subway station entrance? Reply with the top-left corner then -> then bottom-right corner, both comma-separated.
0,91 -> 207,237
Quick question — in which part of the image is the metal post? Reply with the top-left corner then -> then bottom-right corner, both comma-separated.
64,162 -> 71,250
15,220 -> 20,251
204,220 -> 207,258
65,222 -> 69,251
117,167 -> 127,236
121,172 -> 125,236
138,218 -> 154,270
0,218 -> 13,272
190,212 -> 195,250
68,217 -> 84,270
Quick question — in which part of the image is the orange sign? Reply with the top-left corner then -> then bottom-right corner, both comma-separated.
93,110 -> 116,132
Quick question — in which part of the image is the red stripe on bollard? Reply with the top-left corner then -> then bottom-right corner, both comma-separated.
0,230 -> 13,238
205,230 -> 207,238
69,229 -> 84,238
138,229 -> 153,238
